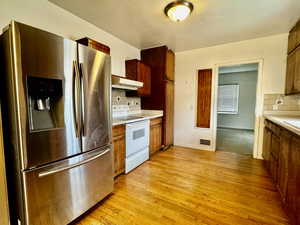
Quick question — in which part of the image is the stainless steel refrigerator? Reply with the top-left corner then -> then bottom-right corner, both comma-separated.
0,21 -> 113,225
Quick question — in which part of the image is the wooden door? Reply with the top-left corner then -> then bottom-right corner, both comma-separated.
196,69 -> 212,128
278,130 -> 291,203
165,49 -> 175,81
287,136 -> 300,224
112,125 -> 125,177
137,62 -> 151,96
150,118 -> 163,156
164,80 -> 174,147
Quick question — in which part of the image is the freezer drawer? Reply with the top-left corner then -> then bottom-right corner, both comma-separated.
22,147 -> 113,225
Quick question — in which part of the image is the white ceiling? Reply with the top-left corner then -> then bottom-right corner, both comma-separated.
49,0 -> 300,52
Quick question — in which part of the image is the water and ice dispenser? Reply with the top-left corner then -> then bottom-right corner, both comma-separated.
27,76 -> 64,131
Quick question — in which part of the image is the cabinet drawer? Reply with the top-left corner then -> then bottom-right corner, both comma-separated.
150,117 -> 163,126
112,125 -> 125,137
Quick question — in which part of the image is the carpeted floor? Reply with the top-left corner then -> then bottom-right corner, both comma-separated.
216,127 -> 254,155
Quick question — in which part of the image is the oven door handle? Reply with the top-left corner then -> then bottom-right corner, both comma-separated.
38,149 -> 110,178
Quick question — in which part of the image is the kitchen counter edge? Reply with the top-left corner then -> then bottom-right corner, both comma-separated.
112,112 -> 163,126
264,114 -> 300,136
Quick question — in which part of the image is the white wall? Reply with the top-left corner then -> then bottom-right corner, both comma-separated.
0,0 -> 140,76
218,71 -> 258,130
174,34 -> 288,158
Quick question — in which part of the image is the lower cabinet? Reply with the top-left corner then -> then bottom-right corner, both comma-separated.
112,117 -> 163,177
263,119 -> 300,225
112,125 -> 125,177
278,130 -> 292,203
150,117 -> 163,156
287,137 -> 300,225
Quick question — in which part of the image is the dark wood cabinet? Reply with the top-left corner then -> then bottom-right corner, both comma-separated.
141,46 -> 175,149
285,18 -> 300,95
112,125 -> 125,177
263,119 -> 300,225
287,137 -> 300,225
288,20 -> 300,54
278,130 -> 292,202
76,37 -> 110,55
150,117 -> 163,156
262,123 -> 272,168
125,59 -> 151,96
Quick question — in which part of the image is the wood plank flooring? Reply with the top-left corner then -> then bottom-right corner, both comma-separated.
75,146 -> 290,225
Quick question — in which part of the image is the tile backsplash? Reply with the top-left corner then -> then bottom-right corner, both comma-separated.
112,89 -> 141,116
264,94 -> 300,111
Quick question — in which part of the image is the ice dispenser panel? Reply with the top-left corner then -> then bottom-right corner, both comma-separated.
27,76 -> 64,131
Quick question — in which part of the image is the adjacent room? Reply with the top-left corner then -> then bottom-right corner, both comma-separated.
0,1 -> 300,225
216,63 -> 258,155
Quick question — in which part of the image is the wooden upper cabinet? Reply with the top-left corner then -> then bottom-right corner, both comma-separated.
125,59 -> 151,96
196,69 -> 212,128
285,49 -> 297,94
286,46 -> 300,94
76,37 -> 110,55
165,49 -> 175,81
288,21 -> 300,54
294,46 -> 300,92
286,18 -> 300,95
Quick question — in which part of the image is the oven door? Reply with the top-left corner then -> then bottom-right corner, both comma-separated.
126,120 -> 150,157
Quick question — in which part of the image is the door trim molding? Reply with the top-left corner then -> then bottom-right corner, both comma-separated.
212,58 -> 264,159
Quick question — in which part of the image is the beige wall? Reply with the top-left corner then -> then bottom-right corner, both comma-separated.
0,0 -> 140,76
174,34 -> 288,158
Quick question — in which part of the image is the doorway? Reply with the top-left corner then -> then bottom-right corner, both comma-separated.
215,63 -> 258,155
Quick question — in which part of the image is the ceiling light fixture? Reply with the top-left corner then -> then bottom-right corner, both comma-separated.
164,0 -> 194,22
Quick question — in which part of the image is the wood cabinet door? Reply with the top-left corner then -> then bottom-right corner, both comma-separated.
262,127 -> 272,169
287,137 -> 300,224
270,153 -> 278,183
278,130 -> 291,203
150,118 -> 163,156
164,80 -> 174,147
293,46 -> 300,93
112,125 -> 125,177
165,49 -> 175,81
288,26 -> 298,54
137,62 -> 151,96
285,50 -> 297,94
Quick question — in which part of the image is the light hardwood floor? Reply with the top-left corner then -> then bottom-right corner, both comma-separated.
75,146 -> 290,225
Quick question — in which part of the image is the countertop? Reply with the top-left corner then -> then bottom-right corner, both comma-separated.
112,110 -> 163,126
264,114 -> 300,136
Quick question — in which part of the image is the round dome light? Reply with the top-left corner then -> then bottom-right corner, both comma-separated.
164,1 -> 194,22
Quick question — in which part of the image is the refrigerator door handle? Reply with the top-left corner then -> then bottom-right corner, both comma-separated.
79,63 -> 86,137
38,148 -> 110,178
73,60 -> 81,137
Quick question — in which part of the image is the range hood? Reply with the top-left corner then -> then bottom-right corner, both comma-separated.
111,76 -> 143,90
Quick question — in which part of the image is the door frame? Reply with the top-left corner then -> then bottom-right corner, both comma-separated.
212,58 -> 264,158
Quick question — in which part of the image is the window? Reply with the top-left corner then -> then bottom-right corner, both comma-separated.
217,84 -> 239,114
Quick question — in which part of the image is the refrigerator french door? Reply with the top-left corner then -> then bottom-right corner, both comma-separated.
0,21 -> 113,225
